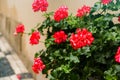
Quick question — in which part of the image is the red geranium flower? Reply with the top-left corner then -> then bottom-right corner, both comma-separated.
53,30 -> 67,44
82,5 -> 91,13
76,9 -> 84,18
118,16 -> 120,22
115,47 -> 120,63
32,0 -> 48,12
17,74 -> 21,80
54,6 -> 68,22
14,24 -> 25,35
32,58 -> 45,74
70,28 -> 94,50
29,31 -> 40,45
76,5 -> 91,18
101,0 -> 112,5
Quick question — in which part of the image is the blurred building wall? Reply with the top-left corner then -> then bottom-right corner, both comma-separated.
0,0 -> 98,80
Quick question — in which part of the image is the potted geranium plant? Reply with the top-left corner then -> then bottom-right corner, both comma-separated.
14,0 -> 120,80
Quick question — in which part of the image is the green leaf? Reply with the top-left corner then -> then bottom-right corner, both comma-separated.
116,0 -> 120,9
48,74 -> 56,80
34,52 -> 39,58
53,50 -> 61,57
43,12 -> 54,18
70,53 -> 79,63
104,67 -> 118,80
114,65 -> 120,72
91,2 -> 102,12
80,47 -> 91,58
60,65 -> 71,73
70,73 -> 80,80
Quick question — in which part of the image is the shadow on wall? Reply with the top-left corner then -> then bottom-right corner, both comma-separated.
0,0 -> 37,79
0,0 -> 22,56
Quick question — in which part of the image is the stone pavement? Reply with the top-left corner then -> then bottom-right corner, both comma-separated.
0,33 -> 34,80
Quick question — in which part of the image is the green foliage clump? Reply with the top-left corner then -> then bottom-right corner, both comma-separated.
35,0 -> 120,80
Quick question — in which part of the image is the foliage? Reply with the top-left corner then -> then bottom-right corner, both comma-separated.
15,0 -> 120,80
34,0 -> 120,80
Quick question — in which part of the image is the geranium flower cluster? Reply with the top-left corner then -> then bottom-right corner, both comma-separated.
54,6 -> 68,22
101,0 -> 112,5
32,58 -> 45,74
76,5 -> 91,18
115,47 -> 120,63
70,28 -> 94,50
53,30 -> 67,44
14,24 -> 25,35
29,31 -> 40,45
32,0 -> 48,12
